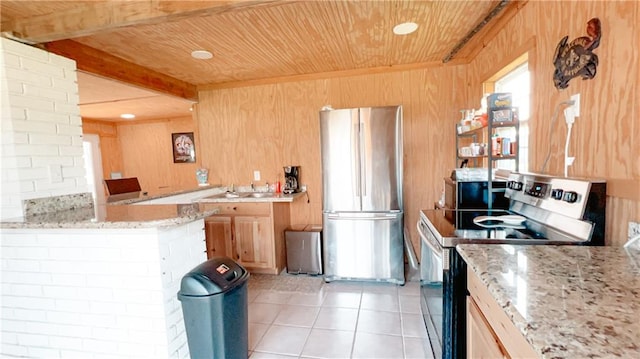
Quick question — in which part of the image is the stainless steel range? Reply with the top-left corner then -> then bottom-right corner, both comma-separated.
418,172 -> 606,359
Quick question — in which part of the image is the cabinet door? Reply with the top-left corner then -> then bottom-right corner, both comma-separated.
204,217 -> 232,259
233,216 -> 273,269
466,297 -> 508,359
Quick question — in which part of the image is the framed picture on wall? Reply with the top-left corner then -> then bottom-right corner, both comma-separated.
172,132 -> 196,163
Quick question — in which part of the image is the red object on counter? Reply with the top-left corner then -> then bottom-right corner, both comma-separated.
275,181 -> 281,193
478,113 -> 488,127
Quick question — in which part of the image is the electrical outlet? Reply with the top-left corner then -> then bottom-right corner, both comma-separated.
253,170 -> 260,181
570,93 -> 580,117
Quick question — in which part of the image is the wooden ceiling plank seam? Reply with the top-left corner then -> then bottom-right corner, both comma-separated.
44,39 -> 198,101
197,58 -> 465,91
397,1 -> 446,64
317,1 -> 357,72
3,0 -> 296,44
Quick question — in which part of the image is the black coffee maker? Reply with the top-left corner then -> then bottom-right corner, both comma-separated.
283,166 -> 300,194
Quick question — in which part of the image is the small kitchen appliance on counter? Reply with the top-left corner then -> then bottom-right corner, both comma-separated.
418,172 -> 606,358
283,166 -> 300,194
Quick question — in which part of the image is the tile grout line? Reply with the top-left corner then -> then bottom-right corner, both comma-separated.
296,298 -> 322,359
348,287 -> 364,359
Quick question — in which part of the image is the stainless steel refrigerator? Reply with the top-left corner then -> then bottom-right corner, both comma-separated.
320,105 -> 404,285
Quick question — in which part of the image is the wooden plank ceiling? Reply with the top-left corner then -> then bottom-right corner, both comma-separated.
1,0 -> 523,121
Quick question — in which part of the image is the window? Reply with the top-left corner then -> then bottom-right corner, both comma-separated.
495,63 -> 529,172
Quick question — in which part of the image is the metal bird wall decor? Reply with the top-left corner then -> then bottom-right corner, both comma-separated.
553,18 -> 602,90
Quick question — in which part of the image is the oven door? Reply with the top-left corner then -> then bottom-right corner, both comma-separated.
417,219 -> 445,358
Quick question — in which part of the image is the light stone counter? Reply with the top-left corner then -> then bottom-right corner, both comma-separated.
104,184 -> 225,205
457,244 -> 640,359
196,191 -> 305,203
0,203 -> 219,229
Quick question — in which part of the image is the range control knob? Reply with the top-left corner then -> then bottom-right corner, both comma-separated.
551,189 -> 564,200
508,181 -> 523,191
563,191 -> 579,203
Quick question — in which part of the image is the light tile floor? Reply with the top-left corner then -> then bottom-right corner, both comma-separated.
247,274 -> 434,359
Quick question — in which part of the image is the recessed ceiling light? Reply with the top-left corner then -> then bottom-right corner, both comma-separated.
191,50 -> 213,59
120,113 -> 136,119
393,22 -> 418,35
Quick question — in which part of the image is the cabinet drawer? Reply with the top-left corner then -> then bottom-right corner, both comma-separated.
467,268 -> 538,358
208,202 -> 271,216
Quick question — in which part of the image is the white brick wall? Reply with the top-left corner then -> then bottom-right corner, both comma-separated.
0,38 -> 88,220
0,220 -> 207,358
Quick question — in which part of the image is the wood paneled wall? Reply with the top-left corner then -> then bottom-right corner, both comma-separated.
196,67 -> 468,252
84,116 -> 200,195
91,1 -> 638,248
465,1 -> 640,245
82,119 -> 123,180
116,116 -> 200,193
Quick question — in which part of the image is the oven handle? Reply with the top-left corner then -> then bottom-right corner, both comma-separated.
417,220 -> 442,259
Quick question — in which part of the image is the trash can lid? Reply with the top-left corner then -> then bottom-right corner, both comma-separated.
286,224 -> 307,231
178,257 -> 248,297
304,224 -> 322,232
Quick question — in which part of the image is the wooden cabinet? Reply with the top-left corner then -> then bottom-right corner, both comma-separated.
234,216 -> 273,269
466,268 -> 538,359
204,216 -> 231,258
204,202 -> 291,274
467,297 -> 508,359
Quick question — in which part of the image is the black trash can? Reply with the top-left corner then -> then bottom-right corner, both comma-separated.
178,257 -> 249,359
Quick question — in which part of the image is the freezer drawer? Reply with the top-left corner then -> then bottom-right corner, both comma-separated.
322,212 -> 404,285
285,225 -> 323,275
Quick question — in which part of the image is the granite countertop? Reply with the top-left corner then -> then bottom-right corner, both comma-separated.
457,244 -> 640,358
196,191 -> 305,203
0,184 -> 303,230
0,203 -> 219,229
104,184 -> 224,205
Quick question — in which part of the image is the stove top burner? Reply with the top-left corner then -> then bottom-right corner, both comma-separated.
420,208 -> 585,247
421,172 -> 607,247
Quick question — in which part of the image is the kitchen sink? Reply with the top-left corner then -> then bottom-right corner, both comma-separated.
201,191 -> 274,200
244,192 -> 274,198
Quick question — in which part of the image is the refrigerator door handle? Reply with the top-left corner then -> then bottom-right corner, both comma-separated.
352,121 -> 361,198
326,213 -> 400,220
360,121 -> 367,197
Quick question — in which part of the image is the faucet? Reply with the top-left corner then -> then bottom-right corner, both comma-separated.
250,182 -> 255,191
265,181 -> 270,192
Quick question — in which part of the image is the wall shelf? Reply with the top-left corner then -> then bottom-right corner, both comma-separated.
455,108 -> 520,208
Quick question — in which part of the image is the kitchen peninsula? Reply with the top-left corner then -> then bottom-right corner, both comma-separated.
0,193 -> 219,358
458,244 -> 640,358
0,185 -> 304,358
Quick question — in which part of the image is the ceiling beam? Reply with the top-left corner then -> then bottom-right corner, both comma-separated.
4,0 -> 291,44
45,40 -> 198,102
445,0 -> 529,63
457,0 -> 529,62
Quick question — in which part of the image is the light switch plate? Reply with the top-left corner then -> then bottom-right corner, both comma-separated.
253,170 -> 261,181
49,164 -> 63,183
